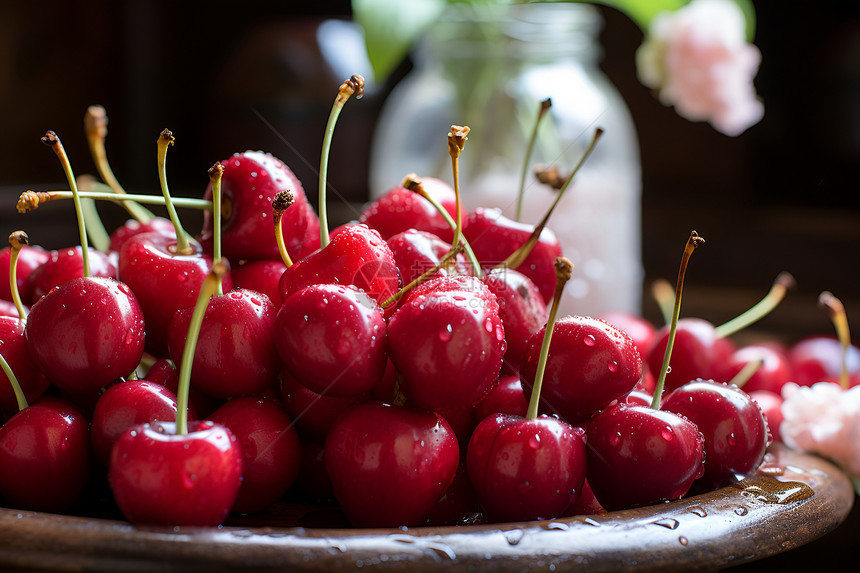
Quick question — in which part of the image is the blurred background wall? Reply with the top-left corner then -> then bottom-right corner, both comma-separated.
1,0 -> 858,339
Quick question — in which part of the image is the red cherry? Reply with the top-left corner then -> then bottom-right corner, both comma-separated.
145,358 -> 222,419
586,403 -> 705,511
471,374 -> 529,426
208,396 -> 302,514
0,243 -> 50,304
565,477 -> 606,516
25,276 -> 145,395
199,151 -> 321,262
359,177 -> 463,242
108,216 -> 175,254
467,413 -> 587,522
324,401 -> 459,527
662,379 -> 771,488
520,315 -> 642,424
0,300 -> 22,319
26,246 -> 117,304
230,259 -> 287,308
90,379 -> 192,466
387,275 -> 506,412
280,369 -> 368,441
0,317 -> 49,418
118,231 -> 231,356
724,343 -> 793,393
422,462 -> 482,526
278,224 -> 400,318
386,228 -> 469,285
275,284 -> 387,398
599,310 -> 657,362
167,288 -> 280,400
749,389 -> 784,443
108,420 -> 243,526
0,399 -> 90,512
787,335 -> 860,387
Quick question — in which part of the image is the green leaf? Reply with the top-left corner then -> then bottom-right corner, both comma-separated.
352,0 -> 447,82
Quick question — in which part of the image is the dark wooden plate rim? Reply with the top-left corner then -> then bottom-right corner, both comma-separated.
0,444 -> 853,572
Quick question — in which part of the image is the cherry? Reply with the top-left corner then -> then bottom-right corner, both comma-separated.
471,374 -> 529,426
26,246 -> 118,304
199,151 -> 320,263
208,396 -> 302,514
0,243 -> 49,304
387,228 -> 470,285
278,223 -> 400,318
788,335 -> 860,387
749,389 -> 784,442
108,216 -> 175,254
724,343 -> 793,394
145,357 -> 222,419
0,300 -> 20,319
360,176 -> 463,242
167,287 -> 280,400
599,310 -> 658,363
280,369 -> 368,441
423,462 -> 482,526
0,398 -> 91,512
90,379 -> 193,466
25,276 -> 146,395
387,274 -> 506,412
230,259 -> 287,308
324,401 -> 459,527
662,379 -> 771,488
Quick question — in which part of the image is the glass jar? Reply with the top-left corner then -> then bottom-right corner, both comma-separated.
368,3 -> 642,318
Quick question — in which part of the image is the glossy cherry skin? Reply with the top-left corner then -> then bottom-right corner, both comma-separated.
230,259 -> 287,309
387,228 -> 469,285
471,374 -> 529,427
359,177 -> 463,242
467,413 -> 587,522
646,317 -> 736,394
278,224 -> 400,318
108,420 -> 243,526
749,389 -> 784,443
25,276 -> 146,395
26,246 -> 117,305
662,379 -> 771,488
280,369 -> 368,441
787,335 -> 860,387
108,216 -> 176,254
482,267 -> 548,375
0,299 -> 21,318
387,275 -> 506,412
520,315 -> 642,425
0,317 -> 49,418
423,461 -> 482,526
724,343 -> 793,393
325,401 -> 459,527
145,358 -> 222,419
168,288 -> 279,400
275,284 -> 387,397
586,403 -> 705,511
199,151 -> 321,262
463,207 -> 563,305
118,231 -> 232,356
208,396 -> 302,514
0,243 -> 50,304
0,399 -> 91,512
90,379 -> 192,466
599,310 -> 657,363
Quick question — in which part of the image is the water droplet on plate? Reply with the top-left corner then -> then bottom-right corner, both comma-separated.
504,529 -> 525,545
652,518 -> 679,530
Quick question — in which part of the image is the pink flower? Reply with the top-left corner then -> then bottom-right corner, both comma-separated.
780,382 -> 860,479
636,0 -> 764,136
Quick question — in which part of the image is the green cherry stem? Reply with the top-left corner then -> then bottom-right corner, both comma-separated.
714,272 -> 796,338
175,262 -> 228,435
42,130 -> 90,277
16,187 -> 213,213
157,129 -> 193,255
650,231 -> 705,411
651,277 -> 675,326
0,352 -> 28,412
319,75 -> 364,249
497,127 -> 602,272
84,105 -> 154,223
380,242 -> 465,309
516,98 -> 552,222
728,358 -> 763,389
273,191 -> 295,268
208,163 -> 224,296
447,125 -> 469,254
7,231 -> 29,320
526,257 -> 574,420
819,291 -> 852,390
401,173 -> 482,278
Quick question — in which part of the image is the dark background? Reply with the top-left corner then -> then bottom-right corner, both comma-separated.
1,0 -> 859,341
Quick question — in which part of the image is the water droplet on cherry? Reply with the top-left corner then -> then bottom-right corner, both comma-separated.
583,335 -> 596,347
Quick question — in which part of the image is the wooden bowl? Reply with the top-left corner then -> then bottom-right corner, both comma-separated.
0,443 -> 853,571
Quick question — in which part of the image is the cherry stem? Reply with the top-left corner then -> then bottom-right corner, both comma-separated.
319,75 -> 364,249
516,98 -> 552,222
728,358 -> 763,389
651,278 -> 675,326
16,188 -> 213,213
157,129 -> 193,255
819,291 -> 852,390
497,127 -> 602,272
42,131 -> 90,277
0,352 -> 28,412
401,173 -> 482,277
714,272 -> 796,338
447,125 -> 469,254
76,184 -> 111,253
175,262 -> 228,435
380,242 -> 465,309
650,231 -> 705,410
208,163 -> 224,296
526,257 -> 574,420
7,231 -> 29,320
273,191 -> 295,268
84,105 -> 153,224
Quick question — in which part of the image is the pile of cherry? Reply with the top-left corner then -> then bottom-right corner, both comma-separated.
1,101 -> 857,531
